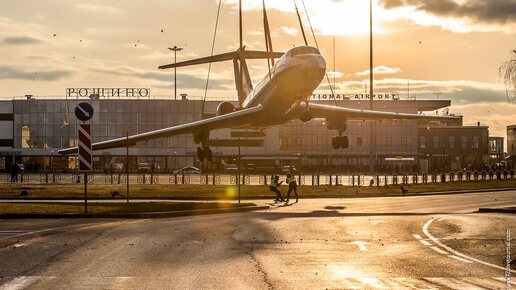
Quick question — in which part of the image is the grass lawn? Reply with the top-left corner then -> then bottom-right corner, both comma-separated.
0,201 -> 255,215
0,179 -> 515,199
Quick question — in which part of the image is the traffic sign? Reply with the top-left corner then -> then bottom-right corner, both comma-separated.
78,124 -> 93,171
75,102 -> 94,122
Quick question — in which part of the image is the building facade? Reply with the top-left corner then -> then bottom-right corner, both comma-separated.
0,94 -> 488,174
508,124 -> 516,156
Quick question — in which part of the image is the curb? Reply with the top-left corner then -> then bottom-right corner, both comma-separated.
0,205 -> 270,219
4,187 -> 516,202
1,187 -> 515,201
478,207 -> 516,214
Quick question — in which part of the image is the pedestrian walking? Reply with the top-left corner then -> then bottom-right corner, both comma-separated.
10,164 -> 18,183
285,173 -> 298,203
268,175 -> 284,202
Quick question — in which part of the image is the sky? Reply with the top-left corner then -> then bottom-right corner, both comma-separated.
0,0 -> 515,139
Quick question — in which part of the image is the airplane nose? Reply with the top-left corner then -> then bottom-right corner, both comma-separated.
306,54 -> 326,81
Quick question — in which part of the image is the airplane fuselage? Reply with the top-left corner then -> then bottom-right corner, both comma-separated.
241,46 -> 326,125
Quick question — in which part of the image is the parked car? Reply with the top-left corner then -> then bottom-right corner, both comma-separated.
224,164 -> 238,173
281,165 -> 296,174
114,163 -> 124,171
246,163 -> 256,172
138,162 -> 150,172
173,166 -> 201,175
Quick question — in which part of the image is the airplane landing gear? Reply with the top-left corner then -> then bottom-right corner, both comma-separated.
299,111 -> 312,122
331,135 -> 349,149
196,145 -> 213,162
326,118 -> 349,149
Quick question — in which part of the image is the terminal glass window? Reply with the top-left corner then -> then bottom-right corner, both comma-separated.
386,137 -> 392,146
420,136 -> 426,149
449,136 -> 455,149
433,136 -> 439,149
472,136 -> 479,149
356,137 -> 362,146
462,136 -> 467,149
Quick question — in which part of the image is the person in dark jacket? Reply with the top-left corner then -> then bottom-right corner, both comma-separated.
285,173 -> 298,203
10,164 -> 18,183
268,175 -> 284,202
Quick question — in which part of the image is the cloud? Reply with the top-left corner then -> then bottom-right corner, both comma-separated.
355,66 -> 401,76
281,26 -> 298,36
451,102 -> 516,137
318,78 -> 506,103
3,36 -> 42,45
379,0 -> 516,25
74,3 -> 122,14
91,66 -> 233,90
0,65 -> 73,81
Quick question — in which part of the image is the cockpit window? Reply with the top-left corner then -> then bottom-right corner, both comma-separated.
288,46 -> 320,57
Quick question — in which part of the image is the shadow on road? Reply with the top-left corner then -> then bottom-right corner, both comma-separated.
259,210 -> 454,220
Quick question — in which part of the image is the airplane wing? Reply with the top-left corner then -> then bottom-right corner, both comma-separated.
159,50 -> 284,70
58,104 -> 265,154
302,102 -> 460,121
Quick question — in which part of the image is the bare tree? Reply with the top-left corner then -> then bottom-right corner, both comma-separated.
499,49 -> 516,103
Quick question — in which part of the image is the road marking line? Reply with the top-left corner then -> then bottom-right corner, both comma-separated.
413,234 -> 433,246
424,277 -> 484,289
493,277 -> 516,285
418,239 -> 432,246
430,246 -> 448,255
349,241 -> 370,251
423,216 -> 516,274
448,255 -> 473,263
0,276 -> 39,290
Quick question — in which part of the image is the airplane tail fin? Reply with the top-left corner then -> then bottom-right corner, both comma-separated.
159,48 -> 283,107
233,52 -> 253,105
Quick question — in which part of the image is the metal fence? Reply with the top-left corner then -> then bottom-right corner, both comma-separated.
2,170 -> 515,186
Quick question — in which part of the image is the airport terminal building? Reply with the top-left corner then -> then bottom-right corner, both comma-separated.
0,90 -> 490,173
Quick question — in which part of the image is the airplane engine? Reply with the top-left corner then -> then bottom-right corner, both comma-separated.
216,101 -> 235,116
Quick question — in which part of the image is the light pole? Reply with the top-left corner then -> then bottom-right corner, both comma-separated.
368,0 -> 375,174
168,46 -> 183,100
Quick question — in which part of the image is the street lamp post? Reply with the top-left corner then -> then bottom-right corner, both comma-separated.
168,46 -> 183,100
368,0 -> 375,174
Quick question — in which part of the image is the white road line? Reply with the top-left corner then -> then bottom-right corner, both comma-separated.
0,226 -> 77,242
414,234 -> 432,246
430,246 -> 448,255
423,216 -> 516,274
448,255 -> 473,263
493,277 -> 516,285
349,241 -> 370,251
0,276 -> 39,290
424,277 -> 484,289
418,239 -> 432,246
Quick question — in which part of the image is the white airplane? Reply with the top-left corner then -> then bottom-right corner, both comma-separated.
59,45 -> 458,156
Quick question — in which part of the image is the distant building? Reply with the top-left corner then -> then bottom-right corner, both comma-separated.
507,124 -> 516,170
508,124 -> 516,155
0,93 -> 494,174
418,126 -> 489,173
488,136 -> 504,165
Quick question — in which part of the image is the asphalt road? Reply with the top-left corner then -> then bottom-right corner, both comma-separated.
0,191 -> 515,289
